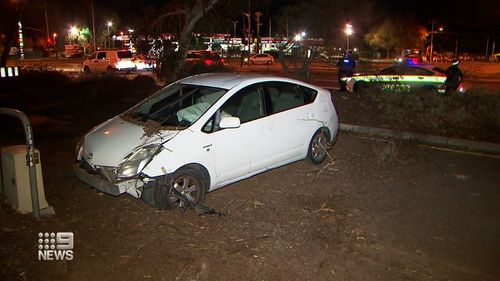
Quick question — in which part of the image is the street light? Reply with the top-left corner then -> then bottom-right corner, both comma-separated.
344,23 -> 353,51
52,33 -> 58,59
107,21 -> 113,48
69,26 -> 78,44
429,21 -> 443,62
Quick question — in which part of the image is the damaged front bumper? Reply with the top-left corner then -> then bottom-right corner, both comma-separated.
73,161 -> 145,198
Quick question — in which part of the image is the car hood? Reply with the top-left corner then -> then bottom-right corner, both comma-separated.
82,116 -> 177,167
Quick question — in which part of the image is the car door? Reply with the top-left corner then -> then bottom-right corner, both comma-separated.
204,84 -> 267,185
263,82 -> 317,162
91,51 -> 107,72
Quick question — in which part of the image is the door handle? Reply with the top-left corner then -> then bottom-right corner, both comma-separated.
203,144 -> 212,151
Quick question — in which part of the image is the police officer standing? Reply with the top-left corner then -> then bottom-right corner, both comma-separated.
444,59 -> 464,94
337,50 -> 356,91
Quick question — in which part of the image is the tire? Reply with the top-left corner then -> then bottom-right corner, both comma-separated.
154,168 -> 207,210
307,128 -> 331,164
107,65 -> 115,72
83,66 -> 90,74
267,60 -> 272,65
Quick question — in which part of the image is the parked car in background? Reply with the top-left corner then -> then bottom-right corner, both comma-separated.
83,50 -> 136,73
341,63 -> 455,94
74,73 -> 339,210
247,53 -> 275,65
185,50 -> 224,66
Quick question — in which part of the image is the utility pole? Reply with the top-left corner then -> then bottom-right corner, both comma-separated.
232,20 -> 237,38
485,35 -> 489,61
43,1 -> 49,43
454,39 -> 458,59
269,17 -> 271,38
91,0 -> 96,50
248,0 -> 251,55
492,41 -> 496,62
429,20 -> 435,62
255,12 -> 262,54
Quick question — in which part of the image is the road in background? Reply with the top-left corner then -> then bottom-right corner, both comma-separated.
6,58 -> 500,91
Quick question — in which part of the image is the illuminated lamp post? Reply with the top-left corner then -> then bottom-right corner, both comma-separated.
429,20 -> 444,62
345,23 -> 353,51
107,21 -> 113,48
69,26 -> 78,44
53,33 -> 57,58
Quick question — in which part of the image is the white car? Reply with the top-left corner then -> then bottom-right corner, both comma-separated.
83,50 -> 136,73
74,73 -> 339,209
248,53 -> 275,65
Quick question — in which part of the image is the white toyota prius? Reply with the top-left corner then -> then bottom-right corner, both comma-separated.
74,73 -> 339,210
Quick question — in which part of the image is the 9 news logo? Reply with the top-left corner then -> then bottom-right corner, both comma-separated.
37,232 -> 74,261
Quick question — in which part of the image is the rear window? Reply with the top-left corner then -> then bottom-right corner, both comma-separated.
117,51 -> 132,59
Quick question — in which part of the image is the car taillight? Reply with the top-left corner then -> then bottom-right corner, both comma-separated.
204,59 -> 213,65
220,58 -> 224,63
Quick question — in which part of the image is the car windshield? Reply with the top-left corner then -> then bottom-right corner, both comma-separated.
127,83 -> 227,128
117,51 -> 133,58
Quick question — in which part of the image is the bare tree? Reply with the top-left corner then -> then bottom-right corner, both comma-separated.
155,0 -> 219,79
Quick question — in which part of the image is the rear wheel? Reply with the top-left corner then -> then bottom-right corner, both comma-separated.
106,65 -> 115,72
267,60 -> 272,65
83,66 -> 90,74
307,128 -> 331,164
154,168 -> 207,210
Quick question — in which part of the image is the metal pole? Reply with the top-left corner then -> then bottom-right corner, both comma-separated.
347,35 -> 349,51
492,41 -> 496,62
485,35 -> 489,61
248,0 -> 251,55
269,17 -> 271,38
454,39 -> 458,58
430,20 -> 435,62
0,108 -> 40,219
91,0 -> 96,50
44,1 -> 49,43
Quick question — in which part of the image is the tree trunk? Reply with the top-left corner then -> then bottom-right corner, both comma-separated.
173,0 -> 219,80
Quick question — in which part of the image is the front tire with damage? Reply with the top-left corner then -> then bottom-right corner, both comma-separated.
153,168 -> 207,210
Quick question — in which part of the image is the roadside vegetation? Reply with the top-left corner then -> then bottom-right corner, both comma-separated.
335,89 -> 500,143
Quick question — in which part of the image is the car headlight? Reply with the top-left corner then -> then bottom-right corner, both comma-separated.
117,144 -> 162,178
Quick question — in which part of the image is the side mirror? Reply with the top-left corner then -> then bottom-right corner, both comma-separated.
219,116 -> 241,129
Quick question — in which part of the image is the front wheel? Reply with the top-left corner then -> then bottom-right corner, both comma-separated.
307,128 -> 331,164
154,168 -> 207,210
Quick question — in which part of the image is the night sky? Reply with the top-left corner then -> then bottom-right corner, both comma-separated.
4,0 -> 498,54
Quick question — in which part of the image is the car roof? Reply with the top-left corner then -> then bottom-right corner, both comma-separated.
178,73 -> 317,90
381,63 -> 443,75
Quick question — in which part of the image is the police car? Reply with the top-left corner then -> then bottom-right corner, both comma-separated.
341,63 -> 448,94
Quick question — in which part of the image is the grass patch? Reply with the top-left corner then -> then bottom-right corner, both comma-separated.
336,89 -> 500,142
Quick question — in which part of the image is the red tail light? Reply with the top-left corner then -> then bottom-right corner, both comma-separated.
204,59 -> 213,65
220,58 -> 224,63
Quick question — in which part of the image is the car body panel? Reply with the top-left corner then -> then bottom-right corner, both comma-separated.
342,64 -> 447,93
248,53 -> 275,64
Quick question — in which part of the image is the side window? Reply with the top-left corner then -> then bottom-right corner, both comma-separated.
413,67 -> 433,76
89,53 -> 97,59
266,82 -> 305,114
97,52 -> 106,60
220,84 -> 265,124
380,66 -> 397,75
299,86 -> 318,104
